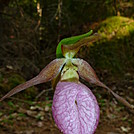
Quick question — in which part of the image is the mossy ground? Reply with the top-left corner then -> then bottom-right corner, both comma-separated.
0,73 -> 37,100
80,16 -> 134,78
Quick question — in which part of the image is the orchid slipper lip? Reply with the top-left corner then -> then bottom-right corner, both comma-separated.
52,82 -> 99,134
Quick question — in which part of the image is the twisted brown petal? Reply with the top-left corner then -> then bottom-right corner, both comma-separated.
0,58 -> 65,101
62,33 -> 101,58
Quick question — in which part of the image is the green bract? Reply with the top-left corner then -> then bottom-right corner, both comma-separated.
56,30 -> 93,58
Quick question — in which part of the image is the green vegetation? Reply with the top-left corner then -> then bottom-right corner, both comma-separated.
88,16 -> 134,75
98,16 -> 134,39
0,74 -> 37,99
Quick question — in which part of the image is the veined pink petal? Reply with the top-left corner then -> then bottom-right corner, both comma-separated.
52,82 -> 99,134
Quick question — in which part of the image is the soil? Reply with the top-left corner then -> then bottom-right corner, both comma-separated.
0,73 -> 134,134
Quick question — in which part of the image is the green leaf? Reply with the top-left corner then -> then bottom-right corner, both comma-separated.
56,30 -> 93,58
62,33 -> 101,58
8,101 -> 16,108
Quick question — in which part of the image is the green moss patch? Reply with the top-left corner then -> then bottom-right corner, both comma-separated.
87,16 -> 134,75
98,16 -> 134,39
0,73 -> 37,99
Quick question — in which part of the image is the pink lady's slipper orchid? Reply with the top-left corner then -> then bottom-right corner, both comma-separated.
52,82 -> 99,134
0,31 -> 133,134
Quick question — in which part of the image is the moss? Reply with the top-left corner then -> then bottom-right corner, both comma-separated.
8,74 -> 25,89
98,16 -> 134,39
0,73 -> 37,99
87,16 -> 134,75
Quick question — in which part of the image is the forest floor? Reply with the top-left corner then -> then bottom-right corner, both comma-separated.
0,70 -> 134,134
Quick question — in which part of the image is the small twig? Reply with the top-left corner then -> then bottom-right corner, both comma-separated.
9,97 -> 36,104
35,88 -> 53,100
34,20 -> 41,32
0,94 -> 35,104
14,0 -> 24,17
0,12 -> 16,19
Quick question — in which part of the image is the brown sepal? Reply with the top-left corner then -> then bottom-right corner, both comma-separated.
0,59 -> 65,101
72,58 -> 134,109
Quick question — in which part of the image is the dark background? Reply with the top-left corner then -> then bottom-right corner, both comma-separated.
0,0 -> 134,133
